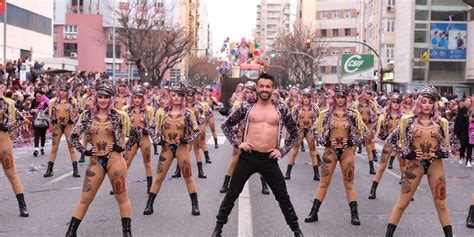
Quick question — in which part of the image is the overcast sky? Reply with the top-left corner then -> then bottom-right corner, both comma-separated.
206,0 -> 258,55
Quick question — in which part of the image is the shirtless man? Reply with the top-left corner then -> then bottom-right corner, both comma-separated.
211,73 -> 303,237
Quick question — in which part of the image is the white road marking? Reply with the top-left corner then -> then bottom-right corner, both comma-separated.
206,135 -> 226,145
238,181 -> 253,237
44,171 -> 73,186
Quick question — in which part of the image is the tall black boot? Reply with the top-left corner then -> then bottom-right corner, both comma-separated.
78,152 -> 85,163
349,201 -> 361,225
143,192 -> 157,215
72,161 -> 80,178
197,162 -> 207,179
44,161 -> 54,178
301,141 -> 306,152
153,144 -> 158,155
16,193 -> 29,217
260,176 -> 270,195
372,150 -> 378,162
171,163 -> 181,178
284,164 -> 293,180
304,199 -> 321,223
146,176 -> 152,194
369,161 -> 376,175
214,137 -> 219,149
386,223 -> 397,237
204,151 -> 212,164
66,217 -> 81,237
220,175 -> 231,193
388,156 -> 395,169
313,165 -> 320,181
190,192 -> 200,216
368,181 -> 378,199
357,144 -> 362,154
467,205 -> 474,228
211,224 -> 223,237
122,218 -> 132,237
443,225 -> 453,237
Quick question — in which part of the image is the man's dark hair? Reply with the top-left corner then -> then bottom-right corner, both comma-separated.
257,73 -> 275,83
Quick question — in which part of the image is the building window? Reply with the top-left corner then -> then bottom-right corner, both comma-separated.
320,66 -> 326,74
322,50 -> 327,56
332,10 -> 339,19
344,10 -> 351,18
64,25 -> 78,39
53,43 -> 57,56
387,0 -> 395,6
64,43 -> 78,57
383,44 -> 394,59
321,29 -> 327,37
385,20 -> 394,32
106,44 -> 121,58
344,28 -> 351,36
321,11 -> 328,19
414,30 -> 427,43
332,49 -> 339,56
331,66 -> 337,74
106,63 -> 120,72
344,48 -> 351,54
332,29 -> 339,37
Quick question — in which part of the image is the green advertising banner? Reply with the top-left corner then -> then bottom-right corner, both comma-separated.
341,54 -> 374,76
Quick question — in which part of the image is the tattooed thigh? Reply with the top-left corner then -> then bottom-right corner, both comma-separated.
111,170 -> 126,195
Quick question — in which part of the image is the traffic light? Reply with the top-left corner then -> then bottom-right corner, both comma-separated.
305,39 -> 311,49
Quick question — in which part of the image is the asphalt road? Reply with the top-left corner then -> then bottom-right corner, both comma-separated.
1,112 -> 473,236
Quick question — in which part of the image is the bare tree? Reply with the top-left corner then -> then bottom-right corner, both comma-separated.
186,56 -> 219,87
271,23 -> 326,87
112,0 -> 193,86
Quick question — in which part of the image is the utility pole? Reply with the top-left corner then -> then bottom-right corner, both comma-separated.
112,0 -> 116,85
3,3 -> 7,66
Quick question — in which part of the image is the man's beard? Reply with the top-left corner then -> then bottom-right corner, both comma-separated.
258,91 -> 271,101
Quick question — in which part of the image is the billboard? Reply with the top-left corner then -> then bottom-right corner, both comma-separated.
430,23 -> 467,60
341,54 -> 374,81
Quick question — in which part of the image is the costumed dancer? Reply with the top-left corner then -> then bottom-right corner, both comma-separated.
150,85 -> 163,155
304,84 -> 367,226
204,85 -> 220,148
219,81 -> 270,195
78,84 -> 97,163
44,83 -> 80,178
284,88 -> 320,181
355,87 -> 380,174
194,87 -> 213,163
66,80 -> 133,237
114,78 -> 130,111
143,83 -> 201,216
0,83 -> 29,217
169,87 -> 208,179
212,73 -> 303,237
123,85 -> 159,194
368,94 -> 403,199
384,86 -> 459,237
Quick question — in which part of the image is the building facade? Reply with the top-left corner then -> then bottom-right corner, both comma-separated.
394,0 -> 472,96
311,0 -> 361,84
255,0 -> 291,51
0,0 -> 54,63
